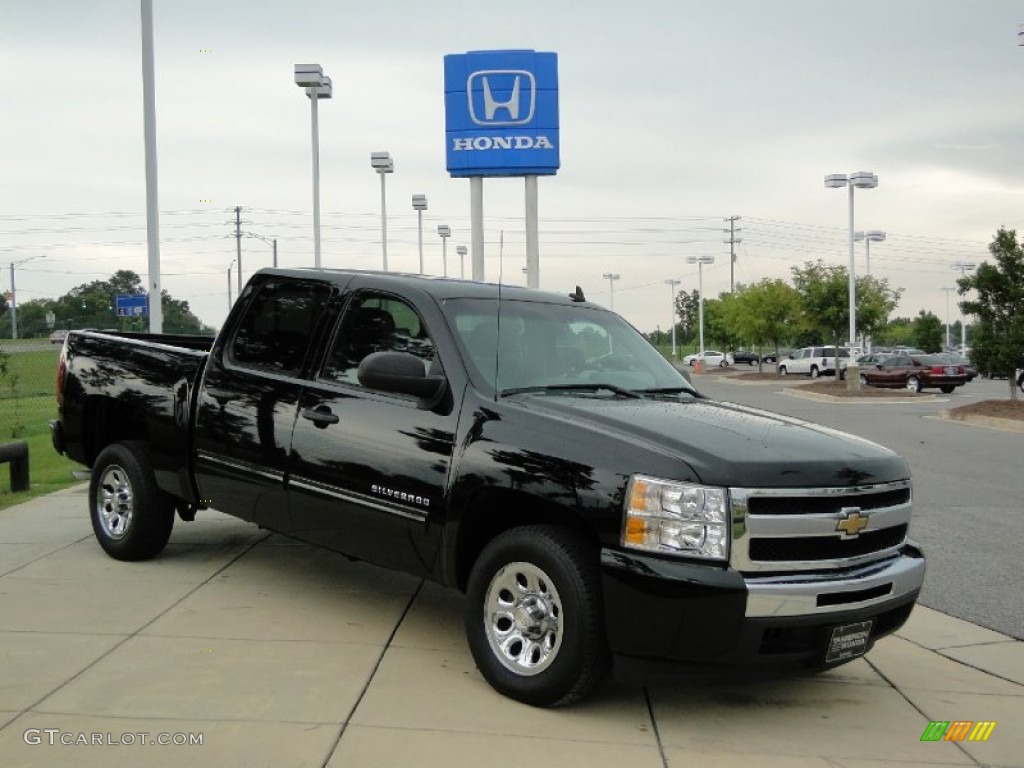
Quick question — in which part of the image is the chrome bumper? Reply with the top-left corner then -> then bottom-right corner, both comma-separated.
744,551 -> 925,618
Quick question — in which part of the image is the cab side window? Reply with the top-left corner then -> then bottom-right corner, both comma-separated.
230,280 -> 330,375
323,294 -> 437,386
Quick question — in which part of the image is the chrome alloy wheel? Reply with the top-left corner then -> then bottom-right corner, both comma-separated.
95,464 -> 134,540
484,561 -> 564,676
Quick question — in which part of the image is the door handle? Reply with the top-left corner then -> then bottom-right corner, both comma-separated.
302,407 -> 340,427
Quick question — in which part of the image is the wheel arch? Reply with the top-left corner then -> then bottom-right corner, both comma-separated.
451,488 -> 598,593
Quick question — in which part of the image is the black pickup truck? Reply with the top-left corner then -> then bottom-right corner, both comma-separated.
51,268 -> 925,706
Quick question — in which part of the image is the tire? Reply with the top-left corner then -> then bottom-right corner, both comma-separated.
748,360 -> 755,366
465,525 -> 610,707
810,366 -> 820,379
940,385 -> 955,394
859,373 -> 868,386
1018,372 -> 1024,394
719,360 -> 728,368
906,376 -> 922,393
89,441 -> 174,561
839,368 -> 847,381
779,366 -> 788,376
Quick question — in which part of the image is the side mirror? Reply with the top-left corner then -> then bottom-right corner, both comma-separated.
358,351 -> 447,409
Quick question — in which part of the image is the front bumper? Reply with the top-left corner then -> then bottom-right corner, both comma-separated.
601,542 -> 924,666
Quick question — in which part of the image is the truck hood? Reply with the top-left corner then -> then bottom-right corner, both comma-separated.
514,395 -> 907,488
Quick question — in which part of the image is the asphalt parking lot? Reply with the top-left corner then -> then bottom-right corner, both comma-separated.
1,377 -> 1022,767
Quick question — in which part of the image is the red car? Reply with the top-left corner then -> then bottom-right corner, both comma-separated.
860,354 -> 967,393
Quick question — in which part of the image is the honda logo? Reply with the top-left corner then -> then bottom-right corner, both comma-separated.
467,70 -> 536,126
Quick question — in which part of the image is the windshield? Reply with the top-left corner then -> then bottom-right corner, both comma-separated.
442,298 -> 695,397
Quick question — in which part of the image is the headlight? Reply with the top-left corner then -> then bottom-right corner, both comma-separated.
622,475 -> 729,561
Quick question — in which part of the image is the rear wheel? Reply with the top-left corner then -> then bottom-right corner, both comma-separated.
465,526 -> 609,707
779,366 -> 788,376
906,376 -> 922,393
810,366 -> 820,379
940,385 -> 955,394
89,441 -> 174,561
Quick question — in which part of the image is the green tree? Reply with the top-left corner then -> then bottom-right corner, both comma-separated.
702,296 -> 740,352
912,310 -> 943,352
724,279 -> 801,373
876,317 -> 915,348
958,227 -> 1024,399
673,289 -> 699,347
0,270 -> 213,337
790,259 -> 901,349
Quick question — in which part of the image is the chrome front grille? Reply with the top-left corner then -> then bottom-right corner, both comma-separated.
730,480 -> 912,573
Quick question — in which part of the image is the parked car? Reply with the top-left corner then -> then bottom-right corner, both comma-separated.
778,346 -> 850,378
729,350 -> 760,365
49,329 -> 69,344
936,353 -> 977,382
838,352 -> 890,380
1018,368 -> 1024,394
683,349 -> 728,367
860,354 -> 967,393
761,348 -> 792,364
50,268 -> 926,707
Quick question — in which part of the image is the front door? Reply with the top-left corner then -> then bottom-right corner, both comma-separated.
286,287 -> 458,576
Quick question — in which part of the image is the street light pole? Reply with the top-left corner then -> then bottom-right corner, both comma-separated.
412,194 -> 428,274
826,172 -> 878,350
686,256 -> 714,355
294,64 -> 332,270
437,225 -> 451,277
941,286 -> 956,350
7,255 -> 46,340
456,245 -> 467,279
665,278 -> 681,357
951,261 -> 977,353
602,273 -> 620,310
370,151 -> 393,271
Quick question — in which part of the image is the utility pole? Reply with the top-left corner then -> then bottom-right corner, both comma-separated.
273,239 -> 277,268
235,206 -> 243,295
724,216 -> 742,293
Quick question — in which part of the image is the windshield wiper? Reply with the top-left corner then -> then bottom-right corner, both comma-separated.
635,386 -> 701,398
499,383 -> 643,399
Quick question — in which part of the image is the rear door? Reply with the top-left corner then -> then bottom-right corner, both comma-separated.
286,282 -> 460,576
193,275 -> 336,531
869,355 -> 910,386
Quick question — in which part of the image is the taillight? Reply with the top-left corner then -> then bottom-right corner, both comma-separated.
930,366 -> 944,375
56,348 -> 67,408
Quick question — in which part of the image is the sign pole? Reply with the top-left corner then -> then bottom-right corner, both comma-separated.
471,177 -> 485,281
525,175 -> 539,288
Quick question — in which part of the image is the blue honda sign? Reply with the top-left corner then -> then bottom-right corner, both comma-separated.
115,294 -> 148,317
444,50 -> 559,177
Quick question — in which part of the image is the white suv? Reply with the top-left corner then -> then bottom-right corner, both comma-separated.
778,346 -> 850,378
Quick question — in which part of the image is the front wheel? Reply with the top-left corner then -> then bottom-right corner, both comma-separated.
1018,371 -> 1024,394
859,373 -> 869,386
719,360 -> 728,368
89,441 -> 174,561
906,376 -> 922,393
465,526 -> 609,707
779,366 -> 788,376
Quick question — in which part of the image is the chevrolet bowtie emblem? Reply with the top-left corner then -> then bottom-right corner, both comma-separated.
837,508 -> 870,538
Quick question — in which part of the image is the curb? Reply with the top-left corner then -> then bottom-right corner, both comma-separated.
929,411 -> 1024,434
785,388 -> 942,404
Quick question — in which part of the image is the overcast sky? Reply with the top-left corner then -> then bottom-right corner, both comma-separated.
3,0 -> 1023,337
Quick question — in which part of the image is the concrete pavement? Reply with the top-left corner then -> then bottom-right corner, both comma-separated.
1,486 -> 1021,767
